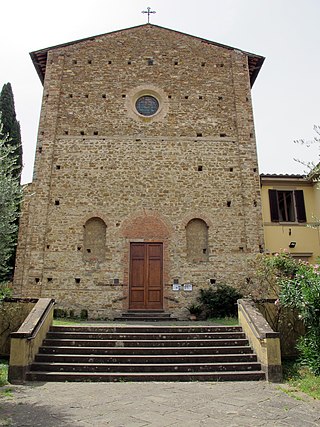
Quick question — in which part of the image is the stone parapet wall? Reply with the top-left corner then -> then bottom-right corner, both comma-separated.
0,299 -> 37,356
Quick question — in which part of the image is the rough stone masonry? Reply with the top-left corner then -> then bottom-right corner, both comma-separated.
13,24 -> 265,319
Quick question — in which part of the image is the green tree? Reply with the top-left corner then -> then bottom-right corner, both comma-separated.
279,260 -> 320,375
0,83 -> 22,180
248,252 -> 320,375
0,122 -> 22,283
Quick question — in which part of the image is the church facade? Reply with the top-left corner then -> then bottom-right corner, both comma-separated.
13,24 -> 265,319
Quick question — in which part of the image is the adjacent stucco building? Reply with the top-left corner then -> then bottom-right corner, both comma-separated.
13,24 -> 265,319
261,171 -> 320,263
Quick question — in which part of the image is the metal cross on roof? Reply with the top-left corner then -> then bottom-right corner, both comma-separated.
142,7 -> 156,23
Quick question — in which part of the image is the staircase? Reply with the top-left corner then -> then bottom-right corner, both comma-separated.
26,325 -> 265,382
114,310 -> 178,322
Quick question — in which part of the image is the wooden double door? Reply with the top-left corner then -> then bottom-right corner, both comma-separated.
129,243 -> 163,310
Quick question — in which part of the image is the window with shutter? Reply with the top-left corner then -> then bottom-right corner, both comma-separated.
268,189 -> 306,223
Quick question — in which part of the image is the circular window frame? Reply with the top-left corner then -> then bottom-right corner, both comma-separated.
126,85 -> 168,122
135,95 -> 160,117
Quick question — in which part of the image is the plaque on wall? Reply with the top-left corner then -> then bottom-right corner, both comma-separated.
183,283 -> 193,291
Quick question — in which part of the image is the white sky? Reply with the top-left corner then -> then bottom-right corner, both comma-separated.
1,0 -> 319,184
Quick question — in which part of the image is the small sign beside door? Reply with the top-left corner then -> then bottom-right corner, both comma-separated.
183,283 -> 193,291
172,283 -> 193,291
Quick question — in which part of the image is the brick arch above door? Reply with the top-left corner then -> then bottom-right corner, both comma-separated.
120,209 -> 173,240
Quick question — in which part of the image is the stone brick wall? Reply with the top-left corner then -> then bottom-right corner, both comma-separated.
14,25 -> 264,319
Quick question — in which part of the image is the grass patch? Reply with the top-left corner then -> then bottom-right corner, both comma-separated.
282,359 -> 320,400
0,388 -> 12,398
0,359 -> 8,387
206,317 -> 238,326
53,317 -> 239,326
53,318 -> 88,326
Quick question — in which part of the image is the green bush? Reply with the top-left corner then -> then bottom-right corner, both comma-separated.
279,259 -> 320,375
297,332 -> 320,376
0,359 -> 8,386
198,284 -> 243,318
0,282 -> 12,303
53,308 -> 67,318
187,303 -> 202,316
243,251 -> 299,300
80,309 -> 88,320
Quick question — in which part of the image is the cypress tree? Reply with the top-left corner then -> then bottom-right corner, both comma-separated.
0,122 -> 22,283
0,84 -> 22,282
0,83 -> 23,180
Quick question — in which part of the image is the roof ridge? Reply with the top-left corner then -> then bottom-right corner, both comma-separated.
30,23 -> 264,86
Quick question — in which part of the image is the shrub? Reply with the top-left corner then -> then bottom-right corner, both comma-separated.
187,303 -> 202,316
244,251 -> 320,374
297,332 -> 320,376
0,282 -> 12,303
198,284 -> 243,318
243,251 -> 298,300
80,309 -> 88,320
53,308 -> 67,318
0,359 -> 8,386
279,260 -> 320,375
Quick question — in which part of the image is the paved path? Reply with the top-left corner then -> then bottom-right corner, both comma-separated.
1,381 -> 319,426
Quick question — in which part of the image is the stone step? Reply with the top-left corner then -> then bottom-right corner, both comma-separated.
114,311 -> 178,322
35,353 -> 258,364
26,370 -> 265,382
30,361 -> 262,373
50,325 -> 242,333
27,324 -> 265,382
46,331 -> 246,340
42,338 -> 250,348
113,316 -> 177,322
115,313 -> 172,317
127,310 -> 165,313
39,345 -> 254,355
